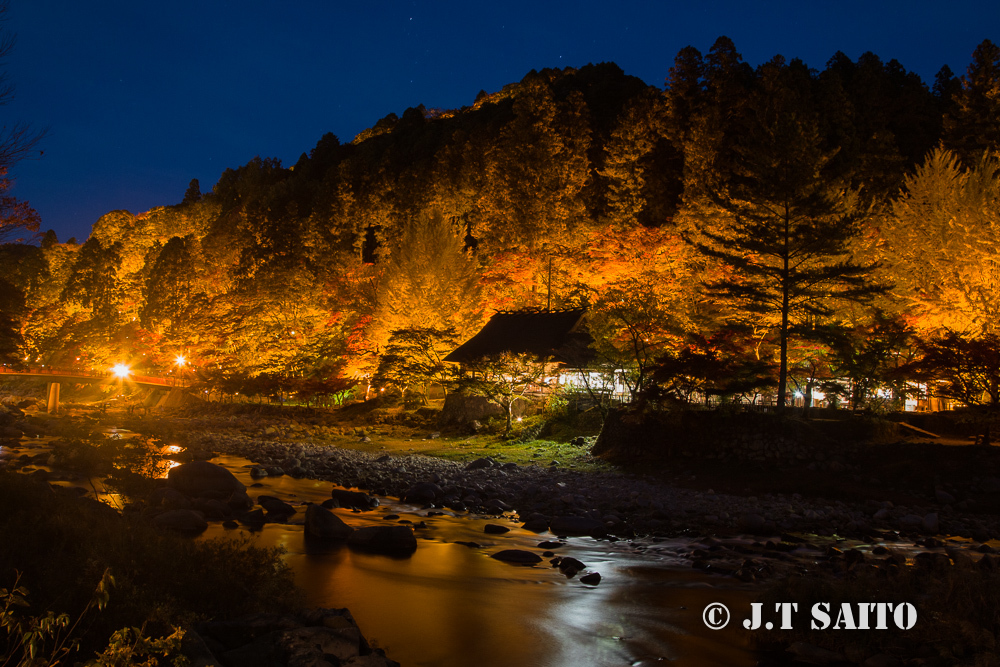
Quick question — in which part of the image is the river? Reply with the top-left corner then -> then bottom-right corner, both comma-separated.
4,438 -> 758,667
202,454 -> 757,667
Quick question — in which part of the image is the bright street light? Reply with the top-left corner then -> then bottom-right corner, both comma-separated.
111,363 -> 130,379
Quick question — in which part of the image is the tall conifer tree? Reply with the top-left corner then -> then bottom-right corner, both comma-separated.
684,57 -> 882,409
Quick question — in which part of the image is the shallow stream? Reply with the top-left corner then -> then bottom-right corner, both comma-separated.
204,455 -> 758,667
5,438 -> 760,666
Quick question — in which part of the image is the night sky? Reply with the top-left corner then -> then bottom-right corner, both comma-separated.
4,0 -> 998,243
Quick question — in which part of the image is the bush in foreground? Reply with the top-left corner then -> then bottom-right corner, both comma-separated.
0,471 -> 301,662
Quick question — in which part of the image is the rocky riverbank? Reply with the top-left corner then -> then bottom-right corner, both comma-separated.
157,416 -> 1000,551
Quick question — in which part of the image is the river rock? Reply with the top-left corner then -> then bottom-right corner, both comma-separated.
305,505 -> 353,541
558,556 -> 586,575
331,489 -> 380,510
484,523 -> 510,534
922,512 -> 940,534
195,498 -> 231,520
550,516 -> 606,537
148,487 -> 192,510
239,508 -> 266,530
168,461 -> 245,498
257,495 -> 296,516
403,481 -> 442,503
466,457 -> 496,470
227,489 -> 254,512
278,625 -> 365,664
484,498 -> 512,512
580,572 -> 602,585
490,549 -> 543,564
521,516 -> 549,532
347,526 -> 417,555
153,509 -> 208,534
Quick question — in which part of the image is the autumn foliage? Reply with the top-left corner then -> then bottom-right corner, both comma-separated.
0,39 -> 998,409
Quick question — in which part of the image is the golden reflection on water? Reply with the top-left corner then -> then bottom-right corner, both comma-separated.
11,445 -> 755,667
158,444 -> 184,477
198,454 -> 756,667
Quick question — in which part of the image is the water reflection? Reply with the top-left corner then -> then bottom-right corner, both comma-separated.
203,456 -> 756,667
10,439 -> 755,666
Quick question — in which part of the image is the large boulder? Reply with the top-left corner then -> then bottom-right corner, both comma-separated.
331,489 -> 380,510
153,509 -> 208,534
305,505 -> 353,541
347,526 -> 417,555
167,461 -> 245,498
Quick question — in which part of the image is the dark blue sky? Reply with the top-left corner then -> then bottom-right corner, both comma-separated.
4,0 -> 997,243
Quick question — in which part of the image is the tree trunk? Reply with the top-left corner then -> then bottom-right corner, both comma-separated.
777,208 -> 791,411
803,378 -> 813,419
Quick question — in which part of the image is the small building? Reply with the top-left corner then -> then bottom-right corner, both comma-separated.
445,307 -> 589,364
444,307 -> 627,397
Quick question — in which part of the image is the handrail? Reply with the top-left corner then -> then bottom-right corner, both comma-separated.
0,367 -> 189,388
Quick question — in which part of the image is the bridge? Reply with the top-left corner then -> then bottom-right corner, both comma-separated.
0,367 -> 190,414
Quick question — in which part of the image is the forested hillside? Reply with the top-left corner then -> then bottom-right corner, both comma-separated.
3,37 -> 999,407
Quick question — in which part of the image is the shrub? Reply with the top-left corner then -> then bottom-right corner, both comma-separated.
0,472 -> 300,660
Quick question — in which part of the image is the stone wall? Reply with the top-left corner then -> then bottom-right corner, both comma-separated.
593,407 -> 898,466
438,393 -> 532,426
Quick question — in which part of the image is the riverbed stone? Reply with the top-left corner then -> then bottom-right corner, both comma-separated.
153,509 -> 208,534
257,495 -> 296,516
484,523 -> 510,534
491,549 -> 543,564
522,518 -> 548,532
305,505 -> 353,541
148,486 -> 192,510
558,556 -> 586,575
168,461 -> 245,498
403,481 -> 442,503
193,497 -> 231,520
347,526 -> 417,555
239,508 -> 266,530
466,457 -> 495,470
228,489 -> 254,512
580,572 -> 602,585
278,625 -> 363,664
331,489 -> 380,510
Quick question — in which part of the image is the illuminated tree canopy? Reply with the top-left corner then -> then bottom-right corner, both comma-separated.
3,41 -> 998,410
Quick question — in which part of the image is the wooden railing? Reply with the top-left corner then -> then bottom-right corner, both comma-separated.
0,366 -> 189,387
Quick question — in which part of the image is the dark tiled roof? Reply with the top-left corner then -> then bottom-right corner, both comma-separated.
444,308 -> 591,364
